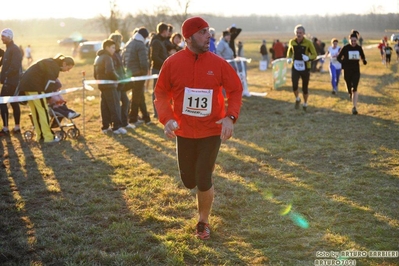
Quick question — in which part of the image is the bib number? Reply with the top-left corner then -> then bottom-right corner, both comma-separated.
348,51 -> 360,60
294,60 -> 305,71
182,87 -> 213,117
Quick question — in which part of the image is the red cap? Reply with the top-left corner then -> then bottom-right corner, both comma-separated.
181,17 -> 209,39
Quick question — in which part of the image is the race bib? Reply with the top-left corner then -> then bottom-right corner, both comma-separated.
182,87 -> 213,117
294,60 -> 305,71
348,51 -> 360,60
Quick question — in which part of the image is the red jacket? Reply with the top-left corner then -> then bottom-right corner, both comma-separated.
154,48 -> 243,139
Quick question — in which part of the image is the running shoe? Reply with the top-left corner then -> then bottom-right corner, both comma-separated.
195,222 -> 210,240
352,107 -> 358,115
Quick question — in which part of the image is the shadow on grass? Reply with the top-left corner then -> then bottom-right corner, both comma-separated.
213,94 -> 399,264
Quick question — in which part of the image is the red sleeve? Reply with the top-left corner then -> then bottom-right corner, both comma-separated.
154,63 -> 175,125
221,59 -> 243,120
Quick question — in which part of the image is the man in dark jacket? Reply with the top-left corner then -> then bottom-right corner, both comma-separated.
0,28 -> 22,136
94,39 -> 126,135
149,22 -> 169,119
123,27 -> 153,125
109,32 -> 133,130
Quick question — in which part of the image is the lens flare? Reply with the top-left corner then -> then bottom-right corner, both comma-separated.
280,204 -> 292,216
289,212 -> 309,229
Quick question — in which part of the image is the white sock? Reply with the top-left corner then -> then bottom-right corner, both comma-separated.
296,97 -> 300,101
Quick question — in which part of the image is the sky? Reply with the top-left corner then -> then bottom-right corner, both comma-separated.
2,0 -> 398,20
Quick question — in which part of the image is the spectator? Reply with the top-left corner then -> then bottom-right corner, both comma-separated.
168,32 -> 183,55
16,54 -> 75,143
216,31 -> 234,61
237,41 -> 244,57
25,44 -> 33,66
342,37 -> 348,46
0,28 -> 22,136
260,39 -> 269,62
149,22 -> 169,119
94,39 -> 126,135
124,27 -> 153,126
228,24 -> 241,58
109,31 -> 135,130
273,39 -> 285,59
209,28 -> 216,54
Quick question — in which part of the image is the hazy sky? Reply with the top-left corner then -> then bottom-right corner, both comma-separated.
3,0 -> 398,20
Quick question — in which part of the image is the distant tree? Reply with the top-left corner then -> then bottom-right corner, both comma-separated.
95,0 -> 191,42
97,0 -> 120,36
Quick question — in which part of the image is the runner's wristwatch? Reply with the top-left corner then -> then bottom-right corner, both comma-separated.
227,115 -> 236,122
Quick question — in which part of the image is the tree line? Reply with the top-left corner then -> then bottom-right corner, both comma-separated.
0,13 -> 397,42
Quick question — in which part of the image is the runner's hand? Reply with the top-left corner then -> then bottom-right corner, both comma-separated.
216,117 -> 234,141
164,119 -> 179,139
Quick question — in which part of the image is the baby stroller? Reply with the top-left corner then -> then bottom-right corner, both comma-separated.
48,106 -> 81,140
24,105 -> 81,141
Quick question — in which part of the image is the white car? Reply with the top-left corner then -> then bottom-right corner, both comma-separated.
78,41 -> 102,59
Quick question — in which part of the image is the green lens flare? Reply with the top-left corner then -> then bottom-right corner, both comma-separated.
289,212 -> 309,229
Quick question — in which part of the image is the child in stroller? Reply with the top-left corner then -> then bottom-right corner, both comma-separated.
47,79 -> 81,139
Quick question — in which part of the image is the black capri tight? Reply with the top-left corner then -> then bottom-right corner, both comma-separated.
291,68 -> 310,94
343,68 -> 360,93
177,135 -> 221,191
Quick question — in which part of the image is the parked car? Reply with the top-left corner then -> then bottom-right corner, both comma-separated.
78,41 -> 102,59
57,37 -> 87,46
391,34 -> 399,42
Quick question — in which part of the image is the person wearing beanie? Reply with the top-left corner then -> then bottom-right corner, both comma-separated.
0,28 -> 22,137
154,16 -> 243,240
122,27 -> 153,126
337,33 -> 367,115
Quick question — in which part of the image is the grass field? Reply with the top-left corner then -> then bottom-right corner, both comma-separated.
1,32 -> 398,265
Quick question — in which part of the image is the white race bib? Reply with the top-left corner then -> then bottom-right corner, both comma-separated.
348,51 -> 360,60
182,87 -> 213,117
294,60 -> 305,71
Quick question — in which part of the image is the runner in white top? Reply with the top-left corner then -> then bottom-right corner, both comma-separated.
324,38 -> 342,94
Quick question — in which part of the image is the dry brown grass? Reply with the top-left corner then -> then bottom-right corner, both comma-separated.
0,33 -> 398,265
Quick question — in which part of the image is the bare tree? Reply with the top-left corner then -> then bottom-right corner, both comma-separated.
95,0 -> 192,41
97,0 -> 120,36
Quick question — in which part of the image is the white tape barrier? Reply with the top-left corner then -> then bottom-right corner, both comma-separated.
0,74 -> 159,104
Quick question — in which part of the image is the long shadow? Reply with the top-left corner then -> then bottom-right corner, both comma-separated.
0,133 -> 167,264
211,94 -> 399,264
111,126 -> 248,264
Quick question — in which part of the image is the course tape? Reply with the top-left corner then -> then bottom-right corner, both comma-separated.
0,74 -> 159,104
